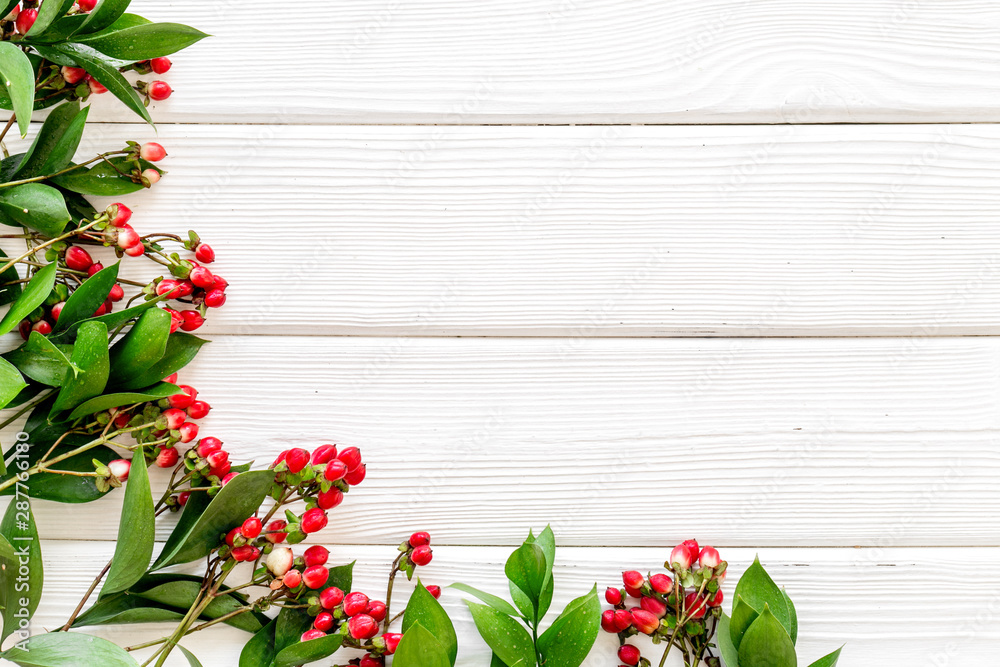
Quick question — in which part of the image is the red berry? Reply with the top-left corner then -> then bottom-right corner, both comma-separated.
605,587 -> 623,605
141,168 -> 160,185
212,275 -> 229,291
316,487 -> 343,510
186,400 -> 211,419
302,565 -> 329,589
109,203 -> 132,228
61,66 -> 86,84
600,610 -> 616,633
382,633 -> 402,654
271,450 -> 288,468
313,612 -> 334,632
300,508 -> 328,534
410,545 -> 433,567
204,288 -> 226,308
206,450 -> 229,470
148,81 -> 172,100
336,447 -> 362,472
707,589 -> 724,607
77,0 -> 97,12
150,57 -> 172,74
231,545 -> 256,562
177,491 -> 190,506
343,592 -> 369,616
179,310 -> 204,332
360,656 -> 383,667
177,422 -> 198,442
161,408 -> 186,430
65,246 -> 94,271
622,571 -> 644,590
124,241 -> 145,257
640,596 -> 667,618
108,459 -> 131,481
323,460 -> 348,482
303,545 -> 329,567
189,266 -> 214,289
698,546 -> 721,569
225,527 -> 241,547
311,444 -> 337,464
282,568 -> 301,588
285,448 -> 309,474
348,614 -> 378,640
319,586 -> 344,609
670,540 -> 700,569
618,645 -> 641,666
15,8 -> 37,34
426,585 -> 442,599
194,243 -> 215,263
265,520 -> 287,544
108,284 -> 124,302
221,472 -> 238,486
165,308 -> 182,333
139,142 -> 166,162
241,517 -> 262,539
197,437 -> 223,457
684,592 -> 707,619
116,227 -> 140,250
367,599 -> 386,622
31,320 -> 52,335
155,447 -> 179,468
344,464 -> 366,486
409,532 -> 431,547
630,609 -> 659,635
50,302 -> 64,321
613,609 -> 633,631
87,262 -> 104,276
88,77 -> 107,94
168,385 -> 196,409
649,573 -> 673,595
300,629 -> 325,642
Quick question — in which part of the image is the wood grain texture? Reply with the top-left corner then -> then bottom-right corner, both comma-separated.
26,123 -> 999,337
5,335 -> 999,546
77,0 -> 1000,124
22,542 -> 1000,666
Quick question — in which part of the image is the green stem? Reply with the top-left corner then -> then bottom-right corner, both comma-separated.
0,219 -> 101,276
0,151 -> 127,190
0,389 -> 53,431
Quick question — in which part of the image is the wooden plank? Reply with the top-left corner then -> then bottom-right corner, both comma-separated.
79,0 -> 1000,124
31,123 -> 1000,337
6,336 -> 999,545
26,542 -> 1000,665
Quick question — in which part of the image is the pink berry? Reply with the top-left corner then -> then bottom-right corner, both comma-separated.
177,422 -> 199,443
15,9 -> 37,34
177,491 -> 190,506
323,460 -> 348,482
148,81 -> 172,100
367,600 -> 387,622
169,385 -> 196,409
618,645 -> 641,666
605,587 -> 623,605
187,400 -> 211,419
285,448 -> 309,474
65,246 -> 93,271
348,614 -> 378,640
336,447 -> 362,472
109,204 -> 132,228
61,66 -> 86,85
300,508 -> 328,534
630,609 -> 659,635
206,450 -> 229,470
139,142 -> 166,162
194,243 -> 215,263
300,629 -> 325,642
50,302 -> 64,321
303,545 -> 329,567
189,266 -> 214,288
108,459 -> 130,481
282,568 -> 301,588
410,545 -> 433,567
161,408 -> 186,430
640,596 -> 667,618
313,611 -> 334,632
698,546 -> 721,569
241,517 -> 262,539
196,437 -> 222,457
302,565 -> 329,589
622,571 -> 644,590
265,520 -> 287,544
382,633 -> 402,654
670,540 -> 700,569
344,464 -> 366,486
77,0 -> 97,12
31,320 -> 52,335
116,226 -> 139,248
221,472 -> 238,486
316,487 -> 343,510
649,573 -> 672,595
108,284 -> 124,302
155,447 -> 179,468
89,78 -> 107,94
150,57 -> 172,74
707,589 -> 724,607
320,586 -> 344,609
409,531 -> 431,547
343,591 -> 369,616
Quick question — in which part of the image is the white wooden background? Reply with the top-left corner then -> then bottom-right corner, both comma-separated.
4,0 -> 1000,665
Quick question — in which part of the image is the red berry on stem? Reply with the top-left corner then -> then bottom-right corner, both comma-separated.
204,288 -> 226,308
241,517 -> 262,539
150,57 -> 172,74
225,527 -> 241,548
300,629 -> 325,642
320,586 -> 344,609
649,573 -> 672,595
618,645 -> 641,666
231,545 -> 255,562
77,0 -> 97,12
189,266 -> 214,288
316,487 -> 343,510
410,545 -> 433,566
194,243 -> 215,263
707,589 -> 724,607
108,459 -> 131,481
698,546 -> 721,569
640,596 -> 667,618
161,408 -> 186,430
684,592 -> 707,619
65,246 -> 93,271
344,464 -> 366,486
108,284 -> 124,302
323,460 -> 347,482
605,587 -> 623,605
187,399 -> 211,419
89,78 -> 107,94
336,447 -> 362,472
311,444 -> 337,464
409,531 -> 431,547
169,385 -> 196,409
367,600 -> 387,622
16,9 -> 37,34
313,612 -> 334,632
165,308 -> 182,333
50,302 -> 64,321
612,609 -> 633,631
265,520 -> 287,543
178,422 -> 199,443
630,609 -> 659,635
197,437 -> 223,457
212,275 -> 229,291
155,447 -> 179,468
282,569 -> 301,588
360,656 -> 383,667
285,448 -> 309,474
343,592 -> 369,616
382,633 -> 402,654
61,66 -> 86,84
303,545 -> 329,567
670,539 -> 700,569
179,310 -> 204,332
206,450 -> 229,470
177,491 -> 190,506
32,321 -> 52,335
300,508 -> 328,534
87,262 -> 103,276
302,565 -> 329,589
139,142 -> 166,162
426,585 -> 442,599
348,614 -> 378,640
600,610 -> 617,633
148,81 -> 172,100
109,203 -> 132,227
622,570 -> 644,590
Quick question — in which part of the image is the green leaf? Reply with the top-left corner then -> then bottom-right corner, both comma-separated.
0,356 -> 26,410
783,589 -> 798,645
35,43 -> 151,124
12,102 -> 88,180
490,655 -> 508,667
114,331 -> 207,390
0,184 -> 71,237
177,646 -> 202,667
718,614 -> 740,667
49,294 -> 168,343
239,619 -> 277,667
54,261 -> 119,332
327,560 -> 353,592
76,0 -> 132,34
806,647 -> 844,667
4,331 -> 78,386
450,582 -> 520,617
51,320 -> 109,415
135,580 -> 262,633
272,607 -> 313,655
393,623 -> 453,667
26,0 -> 75,37
0,632 -> 139,666
464,600 -> 535,667
152,470 -> 274,569
526,526 -> 555,620
0,248 -> 23,306
0,262 -> 56,337
272,625 -> 348,667
107,307 -> 171,383
0,498 -> 42,642
0,432 -> 117,503
536,585 -> 600,667
0,43 -> 35,138
401,582 -> 458,665
68,382 -> 179,420
100,446 -> 153,595
737,605 -> 797,667
73,595 -> 186,627
75,22 -> 209,59
729,596 -> 760,651
734,556 -> 793,639
505,541 -> 547,621
50,157 -> 147,196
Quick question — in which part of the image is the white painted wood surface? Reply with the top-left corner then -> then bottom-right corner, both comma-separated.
2,0 -> 999,664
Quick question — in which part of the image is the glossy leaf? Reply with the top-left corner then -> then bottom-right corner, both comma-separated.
0,248 -> 22,306
107,307 -> 171,383
729,595 -> 760,651
505,541 -> 547,621
73,595 -> 185,627
393,623 -> 453,667
238,619 -> 276,667
76,22 -> 209,59
26,0 -> 75,37
737,606 -> 797,667
68,382 -> 179,420
177,646 -> 202,667
718,614 -> 740,667
0,43 -> 35,138
51,320 -> 109,415
115,331 -> 207,390
152,470 -> 274,569
450,582 -> 520,617
135,580 -> 262,632
536,586 -> 599,667
733,556 -> 793,639
10,101 -> 84,180
0,429 -> 117,503
401,582 -> 458,665
272,607 -> 313,656
4,331 -> 78,386
327,560 -> 353,592
0,356 -> 26,410
76,0 -> 133,34
783,589 -> 798,645
465,601 -> 535,667
0,184 -> 71,237
0,262 -> 56,337
50,294 -> 167,343
54,261 -> 119,332
272,626 -> 348,667
807,647 -> 843,667
50,157 -> 154,196
0,498 -> 42,642
0,631 -> 139,666
526,526 -> 555,620
0,534 -> 17,640
100,447 -> 153,595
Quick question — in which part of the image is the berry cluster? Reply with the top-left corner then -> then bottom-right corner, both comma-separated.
603,540 -> 727,667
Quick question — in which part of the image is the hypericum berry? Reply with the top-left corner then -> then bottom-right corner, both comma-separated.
344,464 -> 366,486
311,444 -> 337,464
612,609 -> 633,631
707,589 -> 724,607
231,545 -> 256,562
161,408 -> 186,430
165,308 -> 182,333
187,399 -> 211,419
150,57 -> 172,74
382,633 -> 402,654
360,655 -> 383,667
343,592 -> 369,617
221,472 -> 238,486
266,546 -> 293,576
316,487 -> 343,510
189,266 -> 214,288
300,629 -> 325,642
148,81 -> 172,100
108,203 -> 132,228
241,517 -> 263,539
303,545 -> 329,567
179,310 -> 203,332
194,243 -> 215,263
622,570 -> 644,590
61,66 -> 87,85
409,531 -> 431,547
367,600 -> 387,622
204,288 -> 226,308
410,545 -> 433,567
630,609 -> 659,635
15,8 -> 37,34
156,279 -> 180,297
618,645 -> 641,666
313,611 -> 334,632
32,320 -> 52,335
348,614 -> 378,640
285,448 -> 309,474
139,142 -> 166,162
684,592 -> 707,619
117,226 -> 140,247
197,436 -> 223,457
336,447 -> 362,472
649,573 -> 672,595
282,569 -> 301,588
89,78 -> 107,94
320,586 -> 344,609
177,491 -> 190,506
323,459 -> 347,482
87,262 -> 104,276
108,284 -> 125,302
212,275 -> 229,292
670,539 -> 700,569
640,596 -> 667,618
300,508 -> 328,534
155,447 -> 179,468
169,386 -> 196,410
698,546 -> 721,569
600,610 -> 616,633
426,585 -> 442,599
605,587 -> 623,605
65,246 -> 94,271
302,565 -> 329,589
141,168 -> 160,185
265,520 -> 288,543
225,527 -> 241,548
77,0 -> 97,12
108,459 -> 131,481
